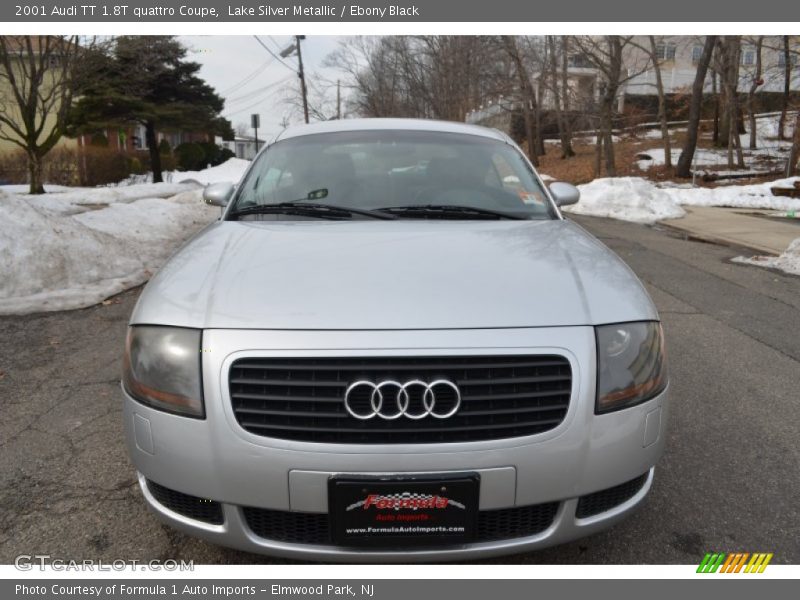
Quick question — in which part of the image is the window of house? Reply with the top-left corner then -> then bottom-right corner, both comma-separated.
691,45 -> 703,64
567,54 -> 593,68
778,52 -> 799,67
655,43 -> 676,61
741,46 -> 755,66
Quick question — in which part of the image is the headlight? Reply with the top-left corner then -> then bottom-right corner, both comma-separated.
595,321 -> 667,414
122,326 -> 204,418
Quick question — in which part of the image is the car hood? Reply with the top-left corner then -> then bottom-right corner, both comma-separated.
130,219 -> 658,330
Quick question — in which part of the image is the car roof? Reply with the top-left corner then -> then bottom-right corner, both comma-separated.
272,118 -> 510,144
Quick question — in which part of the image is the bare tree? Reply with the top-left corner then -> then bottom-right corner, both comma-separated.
326,36 -> 509,126
637,36 -> 672,170
235,122 -> 249,137
745,36 -> 764,150
718,37 -> 745,169
546,35 -> 574,158
778,36 -> 792,140
677,36 -> 717,178
788,111 -> 800,177
502,36 -> 541,165
0,35 -> 81,194
714,36 -> 746,154
572,36 -> 650,177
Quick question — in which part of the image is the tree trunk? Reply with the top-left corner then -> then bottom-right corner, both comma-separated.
677,36 -> 717,178
603,112 -> 616,176
145,121 -> 163,183
594,127 -> 602,178
521,101 -> 539,167
27,153 -> 45,195
712,70 -> 719,144
551,36 -> 574,158
788,111 -> 800,177
720,37 -> 745,169
778,36 -> 791,140
718,37 -> 747,150
747,37 -> 763,150
648,36 -> 672,170
503,36 -> 541,166
535,76 -> 546,156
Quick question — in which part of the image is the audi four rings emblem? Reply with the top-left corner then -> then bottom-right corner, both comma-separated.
344,380 -> 462,420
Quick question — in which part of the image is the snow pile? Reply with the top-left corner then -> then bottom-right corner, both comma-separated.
733,237 -> 800,276
661,177 -> 800,211
564,177 -> 686,224
0,186 -> 218,315
167,158 -> 251,186
562,176 -> 800,223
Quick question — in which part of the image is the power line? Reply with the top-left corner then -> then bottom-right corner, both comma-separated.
267,35 -> 285,52
223,76 -> 294,117
226,78 -> 293,105
252,35 -> 296,73
221,58 -> 274,95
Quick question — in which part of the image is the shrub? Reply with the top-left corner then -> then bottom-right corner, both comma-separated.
90,132 -> 109,147
0,146 -> 81,186
175,142 -> 205,171
78,146 -> 131,186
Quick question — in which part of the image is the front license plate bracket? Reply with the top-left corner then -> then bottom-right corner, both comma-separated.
328,473 -> 480,548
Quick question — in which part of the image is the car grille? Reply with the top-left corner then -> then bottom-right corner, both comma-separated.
575,473 -> 649,518
228,355 -> 572,443
146,480 -> 224,525
242,502 -> 559,545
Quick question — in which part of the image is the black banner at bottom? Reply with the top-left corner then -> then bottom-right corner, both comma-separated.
2,579 -> 794,600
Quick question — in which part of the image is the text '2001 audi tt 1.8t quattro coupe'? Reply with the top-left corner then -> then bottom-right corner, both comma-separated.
121,118 -> 668,561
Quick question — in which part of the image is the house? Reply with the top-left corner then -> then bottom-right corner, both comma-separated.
467,36 -> 800,134
216,135 -> 260,160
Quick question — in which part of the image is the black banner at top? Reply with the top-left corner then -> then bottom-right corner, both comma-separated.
3,0 -> 800,22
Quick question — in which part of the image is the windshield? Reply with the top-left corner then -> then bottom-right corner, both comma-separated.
227,130 -> 556,220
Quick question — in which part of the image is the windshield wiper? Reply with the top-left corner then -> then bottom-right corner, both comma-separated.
229,202 -> 396,221
376,204 -> 526,220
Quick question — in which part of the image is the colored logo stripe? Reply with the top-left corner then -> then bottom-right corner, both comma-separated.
697,552 -> 773,573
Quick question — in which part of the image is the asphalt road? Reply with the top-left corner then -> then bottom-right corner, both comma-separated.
1,214 -> 798,565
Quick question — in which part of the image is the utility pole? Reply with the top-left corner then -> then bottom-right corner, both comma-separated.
251,113 -> 260,153
336,79 -> 341,120
296,35 -> 309,124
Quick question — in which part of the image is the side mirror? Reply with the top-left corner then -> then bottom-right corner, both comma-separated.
203,182 -> 234,207
549,182 -> 580,207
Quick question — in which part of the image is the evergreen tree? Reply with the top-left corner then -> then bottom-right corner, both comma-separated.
69,36 -> 233,182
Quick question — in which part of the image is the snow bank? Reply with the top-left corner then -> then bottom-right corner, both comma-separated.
0,159 -> 256,314
733,237 -> 800,276
562,175 -> 800,224
662,177 -> 800,211
564,177 -> 686,224
166,157 -> 251,186
0,187 -> 218,315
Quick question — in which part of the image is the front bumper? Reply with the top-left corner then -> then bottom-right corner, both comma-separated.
122,326 -> 669,561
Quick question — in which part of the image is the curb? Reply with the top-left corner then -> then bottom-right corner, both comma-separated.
655,221 -> 781,257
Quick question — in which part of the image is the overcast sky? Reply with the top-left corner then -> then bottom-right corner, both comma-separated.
179,35 -> 344,141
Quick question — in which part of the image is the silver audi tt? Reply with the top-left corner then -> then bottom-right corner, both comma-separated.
122,118 -> 668,561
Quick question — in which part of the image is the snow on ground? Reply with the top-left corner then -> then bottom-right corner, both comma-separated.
0,179 -> 220,315
663,177 -> 800,211
165,157 -> 251,185
122,157 -> 251,186
562,176 -> 800,223
636,113 -> 795,174
733,237 -> 800,276
564,177 -> 687,224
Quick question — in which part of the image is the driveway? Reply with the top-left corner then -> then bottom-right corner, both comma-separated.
1,214 -> 798,564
